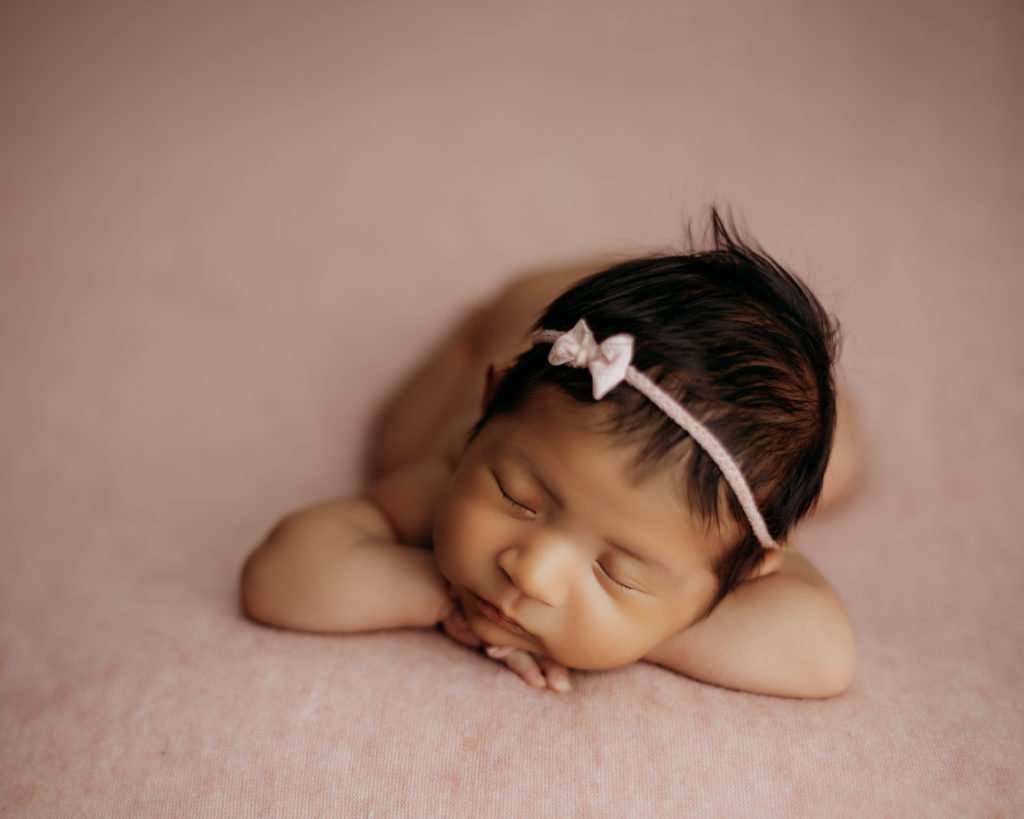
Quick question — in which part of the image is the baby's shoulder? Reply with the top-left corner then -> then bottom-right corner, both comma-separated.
365,409 -> 476,550
432,408 -> 479,470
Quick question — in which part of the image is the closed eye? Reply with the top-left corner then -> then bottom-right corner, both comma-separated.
596,561 -> 640,592
492,471 -> 536,514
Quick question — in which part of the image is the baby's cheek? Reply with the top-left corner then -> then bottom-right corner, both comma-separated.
432,488 -> 491,578
554,611 -> 653,671
561,639 -> 648,671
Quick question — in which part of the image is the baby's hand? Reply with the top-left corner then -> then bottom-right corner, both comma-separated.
438,587 -> 573,692
439,597 -> 486,649
484,645 -> 573,693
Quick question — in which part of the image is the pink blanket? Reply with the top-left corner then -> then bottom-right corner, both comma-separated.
2,2 -> 1020,816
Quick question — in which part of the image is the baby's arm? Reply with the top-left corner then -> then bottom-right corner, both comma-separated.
240,456 -> 454,634
642,548 -> 856,699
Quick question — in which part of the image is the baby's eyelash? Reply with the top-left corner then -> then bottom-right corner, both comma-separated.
492,471 -> 535,514
597,562 -> 639,592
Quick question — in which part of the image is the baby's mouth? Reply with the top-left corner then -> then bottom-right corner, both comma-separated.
469,591 -> 530,636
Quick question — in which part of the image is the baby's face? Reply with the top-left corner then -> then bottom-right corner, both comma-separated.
432,385 -> 735,671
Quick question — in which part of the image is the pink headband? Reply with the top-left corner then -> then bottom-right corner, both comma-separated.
531,318 -> 779,550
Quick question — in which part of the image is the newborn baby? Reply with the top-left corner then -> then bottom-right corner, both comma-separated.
240,208 -> 864,698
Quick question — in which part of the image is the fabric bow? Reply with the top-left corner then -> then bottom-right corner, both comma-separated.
547,319 -> 635,400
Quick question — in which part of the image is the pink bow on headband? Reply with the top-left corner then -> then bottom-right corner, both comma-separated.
547,319 -> 634,400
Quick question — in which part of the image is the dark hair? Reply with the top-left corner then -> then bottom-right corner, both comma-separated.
467,205 -> 841,617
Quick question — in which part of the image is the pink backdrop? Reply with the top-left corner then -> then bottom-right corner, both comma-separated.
2,1 -> 1021,816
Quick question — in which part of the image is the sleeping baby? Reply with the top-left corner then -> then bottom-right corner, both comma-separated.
239,206 -> 864,698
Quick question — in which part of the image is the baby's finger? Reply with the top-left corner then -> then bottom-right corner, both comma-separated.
505,653 -> 547,688
536,656 -> 572,693
490,647 -> 545,688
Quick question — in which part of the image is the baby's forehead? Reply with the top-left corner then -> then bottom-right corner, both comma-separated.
488,396 -> 738,546
520,384 -> 737,532
506,385 -> 681,479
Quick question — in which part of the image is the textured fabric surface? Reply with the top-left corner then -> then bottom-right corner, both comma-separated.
2,2 -> 1021,817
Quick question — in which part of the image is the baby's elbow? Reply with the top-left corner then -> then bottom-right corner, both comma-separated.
239,540 -> 274,625
238,518 -> 293,626
811,613 -> 858,698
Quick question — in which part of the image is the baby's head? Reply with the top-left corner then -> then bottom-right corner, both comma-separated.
432,208 -> 841,670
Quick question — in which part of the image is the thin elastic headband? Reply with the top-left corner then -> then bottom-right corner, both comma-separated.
531,318 -> 779,550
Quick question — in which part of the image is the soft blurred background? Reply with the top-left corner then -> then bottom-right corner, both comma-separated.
2,2 -> 1021,816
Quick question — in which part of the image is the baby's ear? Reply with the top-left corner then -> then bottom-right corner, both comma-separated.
746,548 -> 785,581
